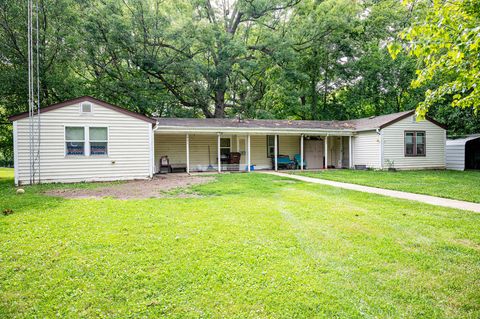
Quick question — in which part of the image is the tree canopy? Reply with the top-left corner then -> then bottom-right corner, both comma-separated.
0,0 -> 479,163
389,0 -> 480,117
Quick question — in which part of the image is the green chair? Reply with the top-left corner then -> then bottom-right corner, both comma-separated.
294,154 -> 306,169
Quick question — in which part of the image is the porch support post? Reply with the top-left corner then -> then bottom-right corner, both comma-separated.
247,134 -> 251,172
349,135 -> 353,169
149,128 -> 154,177
300,134 -> 304,171
186,133 -> 190,174
274,134 -> 278,171
340,136 -> 343,169
217,133 -> 221,173
324,135 -> 328,169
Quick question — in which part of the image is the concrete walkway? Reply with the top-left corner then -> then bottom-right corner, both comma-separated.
261,171 -> 480,213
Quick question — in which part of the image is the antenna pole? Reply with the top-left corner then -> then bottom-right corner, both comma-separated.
27,0 -> 41,184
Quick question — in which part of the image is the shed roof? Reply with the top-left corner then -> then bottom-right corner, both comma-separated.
446,134 -> 480,146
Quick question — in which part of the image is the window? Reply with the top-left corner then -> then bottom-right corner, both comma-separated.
267,135 -> 279,158
90,127 -> 108,155
81,102 -> 92,113
405,131 -> 426,156
65,126 -> 108,156
65,127 -> 85,156
220,137 -> 231,156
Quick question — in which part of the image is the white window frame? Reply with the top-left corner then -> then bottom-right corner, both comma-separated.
65,126 -> 86,157
64,125 -> 109,157
89,126 -> 109,156
80,102 -> 93,115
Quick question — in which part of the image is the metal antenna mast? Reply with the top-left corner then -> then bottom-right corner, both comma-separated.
28,0 -> 41,184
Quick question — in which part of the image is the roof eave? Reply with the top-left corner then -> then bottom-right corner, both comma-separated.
154,126 -> 356,135
376,110 -> 447,130
378,110 -> 415,129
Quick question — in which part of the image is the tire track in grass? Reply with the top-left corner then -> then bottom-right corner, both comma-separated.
274,188 -> 333,263
273,188 -> 377,317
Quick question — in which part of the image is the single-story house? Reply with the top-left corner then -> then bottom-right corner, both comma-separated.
9,96 -> 447,185
446,134 -> 480,170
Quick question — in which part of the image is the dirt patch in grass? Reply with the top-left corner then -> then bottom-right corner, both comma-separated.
44,174 -> 215,199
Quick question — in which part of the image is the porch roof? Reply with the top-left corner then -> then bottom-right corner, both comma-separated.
153,110 -> 418,134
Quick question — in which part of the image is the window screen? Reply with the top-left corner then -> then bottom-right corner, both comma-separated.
81,102 -> 92,113
90,127 -> 108,155
65,127 -> 85,155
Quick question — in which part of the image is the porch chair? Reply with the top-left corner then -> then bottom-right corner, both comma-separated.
159,156 -> 170,174
273,155 -> 295,169
294,154 -> 307,169
228,152 -> 241,171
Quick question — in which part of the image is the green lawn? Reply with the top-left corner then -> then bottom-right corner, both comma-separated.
295,169 -> 480,203
1,168 -> 479,318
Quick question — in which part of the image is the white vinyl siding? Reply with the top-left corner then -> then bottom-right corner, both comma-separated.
446,142 -> 466,170
353,131 -> 381,169
15,102 -> 151,184
325,136 -> 343,168
154,134 -> 186,172
382,115 -> 445,169
249,135 -> 271,169
278,136 -> 300,158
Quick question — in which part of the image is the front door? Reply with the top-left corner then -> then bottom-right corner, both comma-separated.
305,139 -> 324,169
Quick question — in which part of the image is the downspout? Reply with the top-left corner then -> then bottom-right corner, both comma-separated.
376,128 -> 383,170
150,122 -> 158,178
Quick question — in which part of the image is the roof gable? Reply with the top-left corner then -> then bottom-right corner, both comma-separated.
377,111 -> 447,130
8,96 -> 156,124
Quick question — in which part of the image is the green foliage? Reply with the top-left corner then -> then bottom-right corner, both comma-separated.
396,0 -> 480,117
259,0 -> 427,121
0,106 -> 13,165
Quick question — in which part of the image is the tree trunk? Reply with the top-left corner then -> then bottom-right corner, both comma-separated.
310,48 -> 320,120
310,75 -> 318,120
323,54 -> 329,115
213,72 -> 228,118
214,89 -> 226,118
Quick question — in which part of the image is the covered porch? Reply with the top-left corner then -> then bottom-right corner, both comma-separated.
153,131 -> 354,174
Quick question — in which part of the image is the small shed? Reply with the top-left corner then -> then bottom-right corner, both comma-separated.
446,134 -> 480,170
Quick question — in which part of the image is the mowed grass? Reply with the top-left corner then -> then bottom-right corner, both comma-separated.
0,168 -> 479,318
296,169 -> 480,203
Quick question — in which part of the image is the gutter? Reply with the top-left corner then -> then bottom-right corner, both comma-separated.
153,125 -> 357,136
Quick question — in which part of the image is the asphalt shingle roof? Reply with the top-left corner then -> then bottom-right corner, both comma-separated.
154,110 -> 415,131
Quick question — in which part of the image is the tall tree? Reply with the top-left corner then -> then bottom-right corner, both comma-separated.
82,0 -> 299,118
0,0 -> 84,163
389,0 -> 480,116
258,0 -> 423,121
